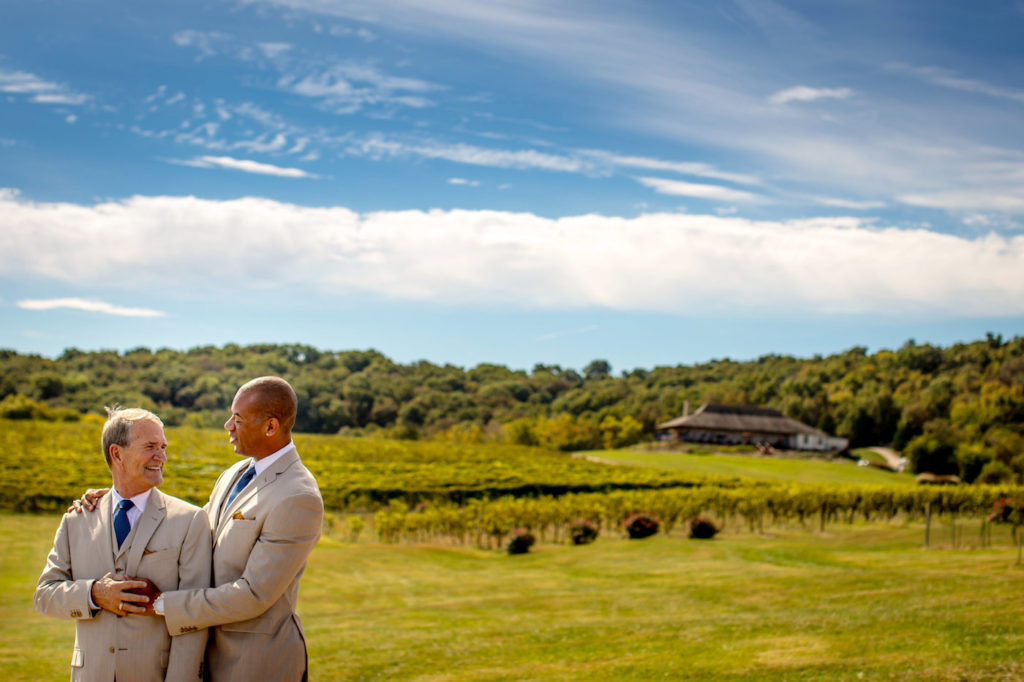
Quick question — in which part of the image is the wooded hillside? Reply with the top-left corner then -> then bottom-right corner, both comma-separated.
1,333 -> 1022,482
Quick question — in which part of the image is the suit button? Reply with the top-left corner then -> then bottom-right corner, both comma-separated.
110,647 -> 115,653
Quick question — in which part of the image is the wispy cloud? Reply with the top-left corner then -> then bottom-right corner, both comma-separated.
447,178 -> 480,186
17,298 -> 166,317
172,30 -> 232,60
354,137 -> 585,172
815,197 -> 886,210
769,86 -> 853,105
277,63 -> 442,113
258,42 -> 293,59
889,63 -> 1024,105
4,192 -> 1023,316
580,150 -> 760,186
172,155 -> 318,178
636,177 -> 761,202
898,191 -> 1024,213
0,68 -> 90,106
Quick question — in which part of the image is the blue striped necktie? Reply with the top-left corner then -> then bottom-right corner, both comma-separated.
226,466 -> 256,507
114,499 -> 134,548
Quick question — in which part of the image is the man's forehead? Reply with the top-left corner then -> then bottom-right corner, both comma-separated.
132,420 -> 165,442
232,389 -> 262,413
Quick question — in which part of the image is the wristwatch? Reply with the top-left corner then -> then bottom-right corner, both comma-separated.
153,595 -> 165,615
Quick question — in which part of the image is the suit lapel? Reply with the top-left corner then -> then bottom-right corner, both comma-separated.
211,460 -> 251,531
126,489 -> 166,576
217,447 -> 298,540
101,493 -> 119,568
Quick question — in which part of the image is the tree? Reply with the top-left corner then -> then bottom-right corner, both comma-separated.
584,359 -> 611,380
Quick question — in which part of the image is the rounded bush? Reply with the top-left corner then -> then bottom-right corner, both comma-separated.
506,528 -> 536,554
688,516 -> 719,540
569,518 -> 599,545
622,513 -> 659,539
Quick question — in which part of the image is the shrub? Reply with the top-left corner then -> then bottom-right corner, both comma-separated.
506,528 -> 536,555
569,518 -> 599,545
688,516 -> 720,540
346,515 -> 366,542
622,513 -> 659,539
976,460 -> 1015,485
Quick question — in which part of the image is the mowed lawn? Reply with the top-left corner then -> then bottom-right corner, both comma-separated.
587,449 -> 915,486
5,513 -> 1023,680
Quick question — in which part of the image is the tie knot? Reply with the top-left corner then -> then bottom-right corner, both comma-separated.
117,499 -> 135,512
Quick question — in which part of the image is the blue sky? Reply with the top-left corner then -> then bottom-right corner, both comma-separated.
3,0 -> 1024,372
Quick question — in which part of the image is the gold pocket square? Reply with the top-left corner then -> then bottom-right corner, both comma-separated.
143,548 -> 156,556
231,511 -> 246,520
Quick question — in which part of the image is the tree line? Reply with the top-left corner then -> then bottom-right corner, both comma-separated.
1,333 -> 1022,482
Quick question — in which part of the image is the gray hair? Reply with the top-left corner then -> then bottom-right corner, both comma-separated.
101,406 -> 163,467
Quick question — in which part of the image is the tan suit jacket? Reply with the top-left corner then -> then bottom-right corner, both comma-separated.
35,489 -> 211,682
162,446 -> 323,681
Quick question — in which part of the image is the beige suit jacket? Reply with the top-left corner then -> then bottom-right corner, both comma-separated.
162,446 -> 323,681
35,489 -> 211,682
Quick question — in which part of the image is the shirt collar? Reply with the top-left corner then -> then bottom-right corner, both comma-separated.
249,439 -> 294,477
110,486 -> 153,512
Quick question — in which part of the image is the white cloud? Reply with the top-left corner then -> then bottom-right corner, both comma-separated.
65,114 -> 78,124
354,136 -> 585,172
898,191 -> 1024,213
0,69 -> 90,106
580,150 -> 761,186
172,30 -> 231,59
636,176 -> 760,202
3,192 -> 1023,316
259,42 -> 293,59
17,298 -> 166,318
447,178 -> 480,186
815,197 -> 886,210
172,155 -> 317,178
769,86 -> 853,105
278,64 -> 441,112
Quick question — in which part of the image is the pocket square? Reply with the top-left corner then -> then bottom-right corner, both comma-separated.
143,548 -> 156,556
231,511 -> 246,520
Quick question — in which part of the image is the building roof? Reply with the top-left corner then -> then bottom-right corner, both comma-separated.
656,403 -> 828,437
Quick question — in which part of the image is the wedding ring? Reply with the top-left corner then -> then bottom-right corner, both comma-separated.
119,601 -> 124,611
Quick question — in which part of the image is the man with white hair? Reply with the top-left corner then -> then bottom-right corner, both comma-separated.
36,406 -> 211,681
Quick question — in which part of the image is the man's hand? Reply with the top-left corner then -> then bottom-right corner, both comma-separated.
91,572 -> 149,615
124,577 -> 162,616
67,488 -> 110,513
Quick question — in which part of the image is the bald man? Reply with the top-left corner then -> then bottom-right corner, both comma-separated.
153,376 -> 324,681
77,377 -> 324,681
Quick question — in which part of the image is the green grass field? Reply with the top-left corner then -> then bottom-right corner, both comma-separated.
6,512 -> 1022,681
587,448 -> 915,486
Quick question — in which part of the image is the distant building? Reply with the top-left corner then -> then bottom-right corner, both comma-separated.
655,403 -> 849,452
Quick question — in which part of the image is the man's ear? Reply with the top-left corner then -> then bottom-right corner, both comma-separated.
265,417 -> 280,438
109,444 -> 122,466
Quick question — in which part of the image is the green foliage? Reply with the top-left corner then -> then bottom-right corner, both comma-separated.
976,460 -> 1014,485
0,419 -> 729,513
599,414 -> 643,449
0,394 -> 80,422
0,335 -> 1021,465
